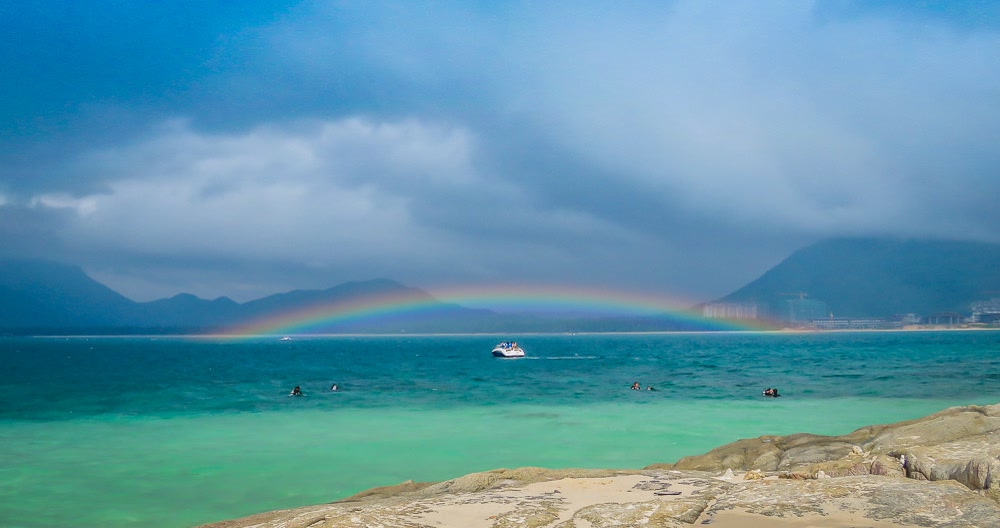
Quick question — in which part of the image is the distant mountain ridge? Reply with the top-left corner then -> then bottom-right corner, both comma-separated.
0,259 -> 136,328
2,237 -> 998,334
0,261 -> 498,334
718,238 -> 1000,319
0,261 -> 705,334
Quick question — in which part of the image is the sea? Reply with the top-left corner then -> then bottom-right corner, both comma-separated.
2,330 -> 999,528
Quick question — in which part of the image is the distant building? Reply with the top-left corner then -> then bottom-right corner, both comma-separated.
926,312 -> 963,325
889,313 -> 922,327
781,298 -> 828,324
812,317 -> 887,330
702,302 -> 759,320
971,298 -> 1000,325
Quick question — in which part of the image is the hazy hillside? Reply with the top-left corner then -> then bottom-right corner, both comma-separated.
0,257 -> 728,334
720,238 -> 1000,318
0,264 -> 501,334
237,278 -> 502,334
139,293 -> 242,329
0,260 -> 137,329
3,238 -> 998,334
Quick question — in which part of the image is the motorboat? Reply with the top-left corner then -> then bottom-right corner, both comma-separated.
492,341 -> 525,358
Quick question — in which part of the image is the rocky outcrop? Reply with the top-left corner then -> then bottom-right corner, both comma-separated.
659,402 -> 1000,501
201,403 -> 1000,528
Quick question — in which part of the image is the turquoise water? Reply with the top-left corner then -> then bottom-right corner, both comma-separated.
2,331 -> 999,527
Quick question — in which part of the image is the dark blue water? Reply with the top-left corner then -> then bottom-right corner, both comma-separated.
3,331 -> 1000,421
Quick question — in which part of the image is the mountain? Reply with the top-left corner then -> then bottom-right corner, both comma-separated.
237,278 -> 501,334
718,238 -> 1000,318
3,238 -> 998,334
139,293 -> 242,330
0,259 -> 719,334
0,260 -> 499,334
0,260 -> 136,330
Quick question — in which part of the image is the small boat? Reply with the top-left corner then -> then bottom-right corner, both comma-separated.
280,336 -> 293,342
492,341 -> 525,358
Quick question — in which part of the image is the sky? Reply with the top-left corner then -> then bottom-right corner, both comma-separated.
1,1 -> 999,305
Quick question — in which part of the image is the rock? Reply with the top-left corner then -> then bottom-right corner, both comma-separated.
670,403 -> 1000,491
200,468 -> 1000,528
869,454 -> 906,477
701,475 -> 999,527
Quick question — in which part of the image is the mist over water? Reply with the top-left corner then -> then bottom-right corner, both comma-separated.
2,331 -> 999,527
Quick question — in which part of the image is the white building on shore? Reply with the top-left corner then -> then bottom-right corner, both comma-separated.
702,302 -> 760,320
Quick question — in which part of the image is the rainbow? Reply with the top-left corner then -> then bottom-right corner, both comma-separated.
221,283 -> 775,336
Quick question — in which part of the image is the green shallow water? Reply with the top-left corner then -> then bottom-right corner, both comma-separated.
1,331 -> 999,527
1,397 -> 994,527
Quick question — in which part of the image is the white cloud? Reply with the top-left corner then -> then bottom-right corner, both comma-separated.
54,118 -> 483,263
37,117 -> 646,294
29,194 -> 99,216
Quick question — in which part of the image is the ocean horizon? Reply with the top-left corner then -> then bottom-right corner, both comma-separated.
2,330 -> 999,527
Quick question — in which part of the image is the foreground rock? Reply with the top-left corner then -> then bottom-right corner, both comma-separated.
658,401 -> 1000,503
202,403 -> 1000,528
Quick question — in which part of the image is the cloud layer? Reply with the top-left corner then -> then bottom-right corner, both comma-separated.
2,1 -> 998,302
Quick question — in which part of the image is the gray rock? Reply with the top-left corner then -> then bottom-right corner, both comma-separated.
664,403 -> 1000,492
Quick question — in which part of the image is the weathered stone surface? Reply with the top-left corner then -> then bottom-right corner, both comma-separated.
702,476 -> 999,527
201,403 -> 1000,528
662,402 -> 1000,496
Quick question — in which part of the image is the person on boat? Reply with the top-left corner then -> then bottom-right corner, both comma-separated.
290,386 -> 302,396
631,382 -> 641,390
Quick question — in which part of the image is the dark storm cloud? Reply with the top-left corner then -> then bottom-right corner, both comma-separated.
1,1 -> 998,302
